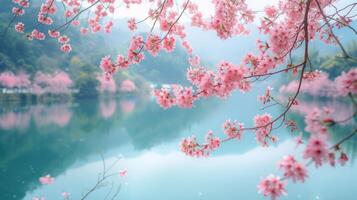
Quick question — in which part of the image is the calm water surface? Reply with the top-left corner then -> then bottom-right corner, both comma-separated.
0,91 -> 356,200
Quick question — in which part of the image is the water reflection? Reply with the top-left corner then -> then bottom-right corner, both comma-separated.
99,99 -> 117,118
120,100 -> 136,114
0,95 -> 217,200
0,111 -> 30,130
0,94 -> 356,200
0,104 -> 73,130
291,99 -> 355,125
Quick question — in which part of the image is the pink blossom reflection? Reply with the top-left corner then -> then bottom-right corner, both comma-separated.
99,99 -> 117,118
31,104 -> 72,127
280,72 -> 338,97
291,100 -> 355,126
120,100 -> 136,113
0,111 -> 31,130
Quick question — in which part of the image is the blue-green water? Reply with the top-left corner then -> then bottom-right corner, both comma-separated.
0,92 -> 356,200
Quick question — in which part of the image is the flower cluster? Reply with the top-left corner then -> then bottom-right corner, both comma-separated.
254,114 -> 274,146
278,155 -> 308,183
153,86 -> 195,109
223,119 -> 244,140
257,175 -> 286,200
304,107 -> 334,135
303,134 -> 329,167
335,68 -> 357,96
180,131 -> 220,157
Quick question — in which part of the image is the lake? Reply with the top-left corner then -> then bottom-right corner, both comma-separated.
0,90 -> 356,200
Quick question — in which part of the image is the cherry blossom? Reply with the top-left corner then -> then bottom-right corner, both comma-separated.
162,36 -> 176,52
12,7 -> 25,16
154,88 -> 175,109
223,119 -> 244,140
127,18 -> 136,31
180,131 -> 220,157
338,152 -> 349,166
15,22 -> 25,33
145,34 -> 161,57
257,175 -> 286,200
58,35 -> 70,44
173,86 -> 195,108
303,134 -> 329,167
335,68 -> 357,96
3,0 -> 357,199
60,44 -> 72,53
30,29 -> 46,40
278,155 -> 308,183
48,30 -> 60,38
254,114 -> 274,146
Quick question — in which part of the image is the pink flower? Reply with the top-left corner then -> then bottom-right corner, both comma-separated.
339,152 -> 349,166
31,29 -> 46,40
264,6 -> 278,18
12,7 -> 25,16
210,0 -> 252,39
180,131 -> 220,157
278,155 -> 308,183
335,68 -> 357,96
218,61 -> 248,92
48,30 -> 60,38
328,152 -> 336,167
40,2 -> 57,14
145,34 -> 161,56
58,35 -> 70,43
254,114 -> 273,146
303,134 -> 329,167
71,20 -> 80,26
259,86 -> 273,104
188,56 -> 200,67
182,40 -> 192,54
39,174 -> 55,185
257,174 -> 286,200
65,10 -> 73,18
154,88 -> 175,109
15,22 -> 25,33
100,56 -> 114,75
223,119 -> 244,140
205,131 -> 220,151
127,18 -> 136,31
173,86 -> 195,108
119,169 -> 127,177
80,28 -> 89,35
116,55 -> 129,69
13,0 -> 30,7
104,21 -> 113,33
60,44 -> 72,53
38,14 -> 53,25
162,36 -> 176,52
304,107 -> 332,135
180,136 -> 201,157
127,35 -> 145,64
